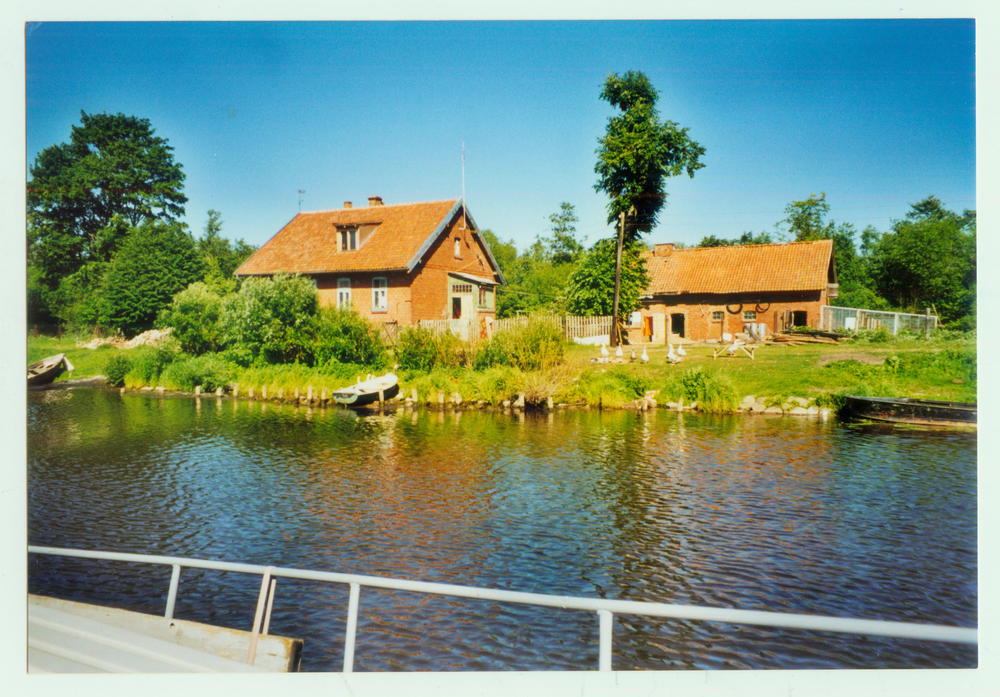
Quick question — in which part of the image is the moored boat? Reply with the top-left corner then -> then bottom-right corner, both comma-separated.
331,372 -> 399,407
28,353 -> 75,387
843,395 -> 976,428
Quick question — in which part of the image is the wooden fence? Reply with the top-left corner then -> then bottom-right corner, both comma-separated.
416,315 -> 613,344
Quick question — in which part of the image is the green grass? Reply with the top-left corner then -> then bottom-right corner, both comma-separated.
28,331 -> 977,409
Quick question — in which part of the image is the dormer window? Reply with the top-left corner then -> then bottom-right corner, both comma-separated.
341,228 -> 357,251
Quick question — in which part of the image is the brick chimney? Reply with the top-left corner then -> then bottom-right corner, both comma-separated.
368,196 -> 384,207
344,201 -> 353,209
654,243 -> 674,257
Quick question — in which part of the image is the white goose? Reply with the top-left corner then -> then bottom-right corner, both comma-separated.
667,343 -> 682,364
676,344 -> 687,357
615,345 -> 624,359
630,348 -> 636,363
600,343 -> 610,362
640,347 -> 649,363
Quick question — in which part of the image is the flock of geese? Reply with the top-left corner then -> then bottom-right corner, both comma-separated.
597,342 -> 687,364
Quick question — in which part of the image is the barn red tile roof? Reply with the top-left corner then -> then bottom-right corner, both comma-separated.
643,239 -> 835,295
236,198 -> 472,276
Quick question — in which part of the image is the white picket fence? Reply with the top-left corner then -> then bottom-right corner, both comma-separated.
418,315 -> 613,344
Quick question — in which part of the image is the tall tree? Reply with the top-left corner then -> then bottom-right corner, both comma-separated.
594,71 -> 705,240
546,203 -> 585,265
27,112 -> 187,285
101,220 -> 202,335
780,193 -> 835,241
197,209 -> 257,290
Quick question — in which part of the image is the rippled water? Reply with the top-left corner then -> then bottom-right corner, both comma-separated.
27,388 -> 977,671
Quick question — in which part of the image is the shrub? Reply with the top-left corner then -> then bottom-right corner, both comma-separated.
397,327 -> 469,371
313,307 -> 387,367
474,317 -> 565,371
159,355 -> 234,392
218,274 -> 319,366
158,282 -> 225,355
124,341 -> 182,387
104,353 -> 132,387
662,367 -> 739,413
397,326 -> 439,371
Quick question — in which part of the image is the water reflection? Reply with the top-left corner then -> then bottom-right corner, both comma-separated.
27,389 -> 976,671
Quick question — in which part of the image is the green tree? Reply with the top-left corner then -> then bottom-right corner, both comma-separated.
697,231 -> 774,247
594,71 -> 705,240
197,210 -> 257,291
870,197 -> 976,325
102,221 -> 203,335
545,203 -> 584,265
566,239 -> 650,317
780,193 -> 833,241
28,112 -> 187,284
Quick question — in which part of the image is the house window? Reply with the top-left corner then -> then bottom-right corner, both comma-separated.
454,237 -> 462,258
478,286 -> 493,309
337,278 -> 351,310
372,277 -> 387,312
712,311 -> 723,322
451,283 -> 473,294
341,229 -> 357,251
743,310 -> 757,322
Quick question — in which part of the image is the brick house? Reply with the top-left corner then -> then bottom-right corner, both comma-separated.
235,197 -> 505,329
635,239 -> 838,344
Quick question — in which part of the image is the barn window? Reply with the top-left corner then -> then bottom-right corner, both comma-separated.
712,311 -> 723,322
743,310 -> 757,321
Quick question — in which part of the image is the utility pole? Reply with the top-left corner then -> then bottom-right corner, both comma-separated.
610,211 -> 626,347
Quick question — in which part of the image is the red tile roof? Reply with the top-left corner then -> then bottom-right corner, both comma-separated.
236,199 -> 465,275
644,239 -> 834,295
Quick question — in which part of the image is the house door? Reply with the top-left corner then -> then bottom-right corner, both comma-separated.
670,313 -> 685,338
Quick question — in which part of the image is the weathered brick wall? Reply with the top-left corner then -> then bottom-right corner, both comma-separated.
315,271 -> 413,325
639,291 -> 825,343
409,214 -> 500,322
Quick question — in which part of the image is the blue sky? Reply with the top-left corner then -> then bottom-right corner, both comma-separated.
24,18 -> 976,253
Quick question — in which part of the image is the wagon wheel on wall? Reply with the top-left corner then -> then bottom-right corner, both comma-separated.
755,301 -> 770,313
726,302 -> 743,314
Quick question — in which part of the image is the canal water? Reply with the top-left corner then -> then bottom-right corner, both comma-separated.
27,388 -> 977,671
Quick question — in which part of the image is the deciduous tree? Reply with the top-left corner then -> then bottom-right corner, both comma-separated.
28,112 -> 187,285
566,239 -> 650,317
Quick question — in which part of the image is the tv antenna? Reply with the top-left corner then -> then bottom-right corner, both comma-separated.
298,190 -> 305,212
461,143 -> 467,229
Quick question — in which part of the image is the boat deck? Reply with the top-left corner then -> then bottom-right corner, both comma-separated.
28,595 -> 301,673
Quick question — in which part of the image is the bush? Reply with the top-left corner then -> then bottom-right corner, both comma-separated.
474,317 -> 565,371
313,307 -> 388,367
158,282 -> 225,355
124,341 -> 182,387
104,353 -> 132,387
397,326 -> 439,371
662,367 -> 739,413
218,274 -> 319,366
159,354 -> 234,392
397,327 -> 469,371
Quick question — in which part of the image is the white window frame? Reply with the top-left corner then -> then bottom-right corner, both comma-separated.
337,278 -> 352,310
712,311 -> 723,322
743,310 -> 757,322
372,277 -> 387,312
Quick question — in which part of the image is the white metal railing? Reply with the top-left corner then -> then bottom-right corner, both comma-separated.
28,546 -> 977,672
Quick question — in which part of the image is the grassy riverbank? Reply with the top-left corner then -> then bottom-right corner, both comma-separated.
29,328 -> 976,412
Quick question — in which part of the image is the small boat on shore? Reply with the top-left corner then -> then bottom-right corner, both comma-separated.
331,372 -> 399,407
843,395 -> 976,428
28,353 -> 75,387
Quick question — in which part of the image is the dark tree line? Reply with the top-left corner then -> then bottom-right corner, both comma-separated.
28,112 -> 256,335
